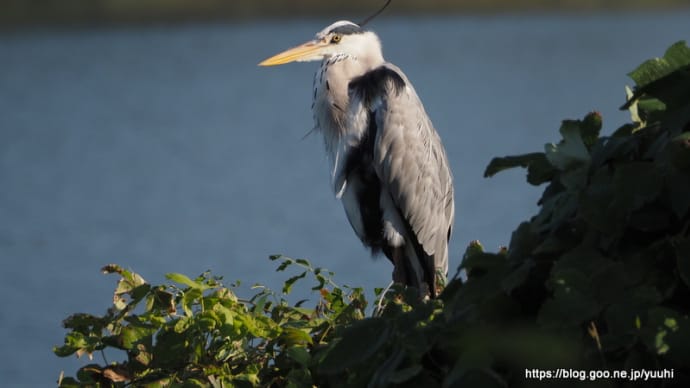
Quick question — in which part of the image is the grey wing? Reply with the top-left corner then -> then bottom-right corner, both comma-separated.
349,64 -> 455,283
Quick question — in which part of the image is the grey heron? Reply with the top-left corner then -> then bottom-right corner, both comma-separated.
259,19 -> 454,298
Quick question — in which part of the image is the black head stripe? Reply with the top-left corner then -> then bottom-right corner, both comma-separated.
329,23 -> 364,35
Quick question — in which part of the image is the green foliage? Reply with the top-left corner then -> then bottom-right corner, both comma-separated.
56,257 -> 371,387
57,41 -> 690,387
477,40 -> 690,386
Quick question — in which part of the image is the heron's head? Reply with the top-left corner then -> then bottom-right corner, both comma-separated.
259,21 -> 383,67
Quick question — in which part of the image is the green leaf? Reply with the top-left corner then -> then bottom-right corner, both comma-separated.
295,258 -> 311,267
532,190 -> 577,234
637,97 -> 666,114
604,286 -> 662,339
319,318 -> 390,374
637,307 -> 690,360
182,378 -> 208,387
545,120 -> 590,170
580,111 -> 603,149
182,288 -> 203,317
460,252 -> 506,275
280,327 -> 313,346
166,273 -> 208,290
53,343 -> 81,358
506,222 -> 538,262
276,259 -> 293,272
75,364 -> 101,383
668,132 -> 690,172
53,331 -> 101,358
501,259 -> 534,293
525,154 -> 557,185
538,268 -> 600,328
104,265 -> 147,292
119,325 -> 154,350
152,330 -> 189,369
463,240 -> 484,257
173,316 -> 191,333
579,168 -> 621,235
622,41 -> 690,115
675,239 -> 690,289
368,349 -> 405,388
484,152 -> 554,186
147,286 -> 176,314
196,311 -> 219,332
551,246 -> 613,278
105,266 -> 150,311
628,41 -> 690,89
388,365 -> 422,384
62,313 -> 104,333
286,346 -> 311,367
282,271 -> 307,294
612,162 -> 663,211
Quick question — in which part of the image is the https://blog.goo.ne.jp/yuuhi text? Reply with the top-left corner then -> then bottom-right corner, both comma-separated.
525,368 -> 674,382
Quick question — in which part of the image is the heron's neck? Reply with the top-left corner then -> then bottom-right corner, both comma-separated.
317,51 -> 385,108
312,53 -> 384,162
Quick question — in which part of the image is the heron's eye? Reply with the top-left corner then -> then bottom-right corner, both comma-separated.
330,34 -> 342,44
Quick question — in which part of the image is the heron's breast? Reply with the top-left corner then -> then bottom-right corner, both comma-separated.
313,64 -> 350,121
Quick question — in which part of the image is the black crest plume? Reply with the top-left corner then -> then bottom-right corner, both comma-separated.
358,0 -> 392,27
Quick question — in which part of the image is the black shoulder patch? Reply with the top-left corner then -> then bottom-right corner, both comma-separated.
348,66 -> 406,107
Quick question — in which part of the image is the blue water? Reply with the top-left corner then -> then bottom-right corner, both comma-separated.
1,12 -> 688,385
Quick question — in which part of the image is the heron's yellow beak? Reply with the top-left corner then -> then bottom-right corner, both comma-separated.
258,40 -> 328,66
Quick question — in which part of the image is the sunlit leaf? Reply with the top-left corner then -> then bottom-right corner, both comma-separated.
166,273 -> 207,290
280,327 -> 313,346
119,325 -> 154,350
282,271 -> 307,294
107,265 -> 147,292
295,258 -> 311,267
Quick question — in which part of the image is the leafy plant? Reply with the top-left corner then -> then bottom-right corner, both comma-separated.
55,257 -> 368,387
57,41 -> 690,387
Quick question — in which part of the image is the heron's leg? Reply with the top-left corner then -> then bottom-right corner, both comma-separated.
391,246 -> 406,284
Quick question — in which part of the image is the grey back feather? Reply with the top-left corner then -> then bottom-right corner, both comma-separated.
348,64 -> 455,290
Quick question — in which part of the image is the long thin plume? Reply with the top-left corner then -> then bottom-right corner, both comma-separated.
358,0 -> 392,27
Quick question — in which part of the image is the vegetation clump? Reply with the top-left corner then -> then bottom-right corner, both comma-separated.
56,41 -> 690,387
